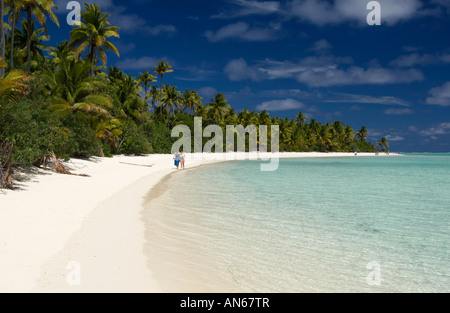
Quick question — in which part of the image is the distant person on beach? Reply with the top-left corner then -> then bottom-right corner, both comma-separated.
180,150 -> 186,170
174,152 -> 181,169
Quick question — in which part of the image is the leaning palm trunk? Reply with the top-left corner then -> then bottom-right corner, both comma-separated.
10,3 -> 16,69
26,8 -> 32,71
0,140 -> 14,189
0,0 -> 5,76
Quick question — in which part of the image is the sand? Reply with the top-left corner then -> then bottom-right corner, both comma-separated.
0,152 -> 395,293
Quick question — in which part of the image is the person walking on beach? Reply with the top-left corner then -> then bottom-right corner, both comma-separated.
174,151 -> 181,169
180,150 -> 186,170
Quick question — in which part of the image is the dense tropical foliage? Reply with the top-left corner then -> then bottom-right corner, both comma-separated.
0,2 -> 386,188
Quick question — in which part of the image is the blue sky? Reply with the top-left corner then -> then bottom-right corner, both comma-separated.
45,0 -> 450,152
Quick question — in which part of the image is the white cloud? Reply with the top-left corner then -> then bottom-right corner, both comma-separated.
204,22 -> 278,42
224,58 -> 264,81
286,0 -> 424,26
198,87 -> 218,99
296,66 -> 424,87
256,98 -> 307,111
114,42 -> 136,54
310,39 -> 332,52
176,62 -> 217,82
116,56 -> 165,70
384,108 -> 414,115
418,122 -> 450,136
390,52 -> 450,67
212,0 -> 281,18
224,55 -> 351,81
385,135 -> 405,142
147,24 -> 177,36
326,94 -> 410,106
213,0 -> 449,26
224,57 -> 424,86
426,82 -> 450,106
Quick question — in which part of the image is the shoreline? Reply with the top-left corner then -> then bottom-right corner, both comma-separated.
0,152 -> 397,292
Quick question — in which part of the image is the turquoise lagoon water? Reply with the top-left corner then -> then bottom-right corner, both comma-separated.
144,156 -> 450,292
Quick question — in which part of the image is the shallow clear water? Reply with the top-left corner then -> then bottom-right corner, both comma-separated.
144,156 -> 450,292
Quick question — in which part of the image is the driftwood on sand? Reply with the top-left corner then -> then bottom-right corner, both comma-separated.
49,152 -> 89,177
1,146 -> 89,190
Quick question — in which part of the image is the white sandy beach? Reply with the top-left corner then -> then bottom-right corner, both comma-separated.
0,152 -> 394,293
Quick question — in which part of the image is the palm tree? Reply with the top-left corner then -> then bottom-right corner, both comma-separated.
5,0 -> 25,69
49,40 -> 77,65
22,0 -> 59,70
42,58 -> 113,119
138,69 -> 156,94
206,93 -> 230,124
343,125 -> 355,149
295,112 -> 307,126
69,3 -> 119,67
356,126 -> 369,142
147,85 -> 160,112
114,73 -> 147,121
181,89 -> 202,115
0,57 -> 29,100
316,124 -> 333,151
377,137 -> 389,151
153,60 -> 173,90
279,118 -> 293,149
160,85 -> 180,127
258,110 -> 271,126
14,19 -> 51,66
224,108 -> 238,125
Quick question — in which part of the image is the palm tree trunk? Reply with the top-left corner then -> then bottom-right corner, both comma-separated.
10,4 -> 16,69
0,0 -> 5,77
27,8 -> 32,71
88,42 -> 95,76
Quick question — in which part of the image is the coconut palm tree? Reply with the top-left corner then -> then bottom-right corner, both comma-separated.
258,110 -> 271,126
69,3 -> 119,67
0,57 -> 29,100
48,40 -> 77,65
295,112 -> 307,126
377,137 -> 389,151
279,118 -> 294,149
42,58 -> 113,119
138,69 -> 156,94
147,85 -> 160,113
160,85 -> 180,127
115,74 -> 147,121
343,125 -> 355,148
22,0 -> 59,70
356,126 -> 369,142
206,93 -> 230,124
13,19 -> 51,65
316,124 -> 334,151
181,89 -> 202,115
153,60 -> 173,90
5,0 -> 26,69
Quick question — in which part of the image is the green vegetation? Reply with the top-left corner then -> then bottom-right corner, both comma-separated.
0,2 -> 387,188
